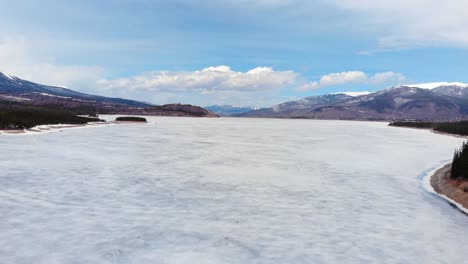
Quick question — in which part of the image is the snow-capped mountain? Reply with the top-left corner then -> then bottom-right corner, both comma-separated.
431,85 -> 468,99
0,72 -> 218,117
243,84 -> 468,121
403,82 -> 468,99
0,72 -> 150,107
240,93 -> 354,117
405,82 -> 468,90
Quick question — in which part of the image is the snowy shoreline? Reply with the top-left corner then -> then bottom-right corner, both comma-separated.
0,120 -> 150,136
422,162 -> 468,214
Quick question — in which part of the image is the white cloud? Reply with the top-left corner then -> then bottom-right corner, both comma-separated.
0,36 -> 103,89
298,71 -> 366,91
327,0 -> 468,50
0,37 -> 301,106
298,71 -> 406,91
0,36 -> 408,106
97,66 -> 298,94
320,71 -> 367,87
370,71 -> 406,85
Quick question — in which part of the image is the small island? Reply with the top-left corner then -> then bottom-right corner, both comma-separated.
115,116 -> 147,122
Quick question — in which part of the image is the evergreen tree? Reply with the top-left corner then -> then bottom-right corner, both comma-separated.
451,141 -> 468,180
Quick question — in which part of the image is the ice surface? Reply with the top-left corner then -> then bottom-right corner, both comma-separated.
0,117 -> 467,263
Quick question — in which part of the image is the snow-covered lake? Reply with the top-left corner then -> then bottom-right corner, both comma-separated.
1,117 -> 467,263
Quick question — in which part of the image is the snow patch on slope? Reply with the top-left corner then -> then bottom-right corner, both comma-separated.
0,72 -> 16,80
0,95 -> 31,102
333,91 -> 371,97
37,93 -> 71,99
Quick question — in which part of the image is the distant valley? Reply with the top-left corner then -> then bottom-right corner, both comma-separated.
205,105 -> 263,116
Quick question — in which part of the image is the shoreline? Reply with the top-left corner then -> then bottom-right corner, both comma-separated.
396,123 -> 468,214
428,163 -> 468,213
0,120 -> 148,136
0,123 -> 101,135
389,123 -> 468,138
387,122 -> 468,214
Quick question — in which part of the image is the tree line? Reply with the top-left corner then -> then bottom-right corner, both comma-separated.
389,121 -> 468,136
451,141 -> 468,180
0,107 -> 101,130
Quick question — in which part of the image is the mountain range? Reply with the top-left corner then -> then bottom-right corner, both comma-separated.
240,83 -> 468,121
0,72 -> 217,117
205,105 -> 262,116
3,71 -> 468,121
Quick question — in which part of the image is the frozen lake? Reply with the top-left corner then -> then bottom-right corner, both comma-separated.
1,117 -> 467,263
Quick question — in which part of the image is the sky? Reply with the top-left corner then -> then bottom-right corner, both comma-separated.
1,0 -> 468,107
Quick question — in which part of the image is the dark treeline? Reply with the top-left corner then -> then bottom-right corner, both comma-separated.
389,121 -> 468,136
0,106 -> 102,129
451,141 -> 468,180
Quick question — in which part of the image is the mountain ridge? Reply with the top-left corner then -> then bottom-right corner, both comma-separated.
0,72 -> 218,117
0,72 -> 151,107
241,84 -> 468,121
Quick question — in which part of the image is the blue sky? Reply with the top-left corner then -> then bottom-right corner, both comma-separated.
1,0 -> 468,106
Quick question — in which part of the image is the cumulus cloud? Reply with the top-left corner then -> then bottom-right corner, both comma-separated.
97,66 -> 298,93
0,36 -> 407,106
298,71 -> 366,91
370,71 -> 406,85
327,0 -> 468,50
298,71 -> 405,91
